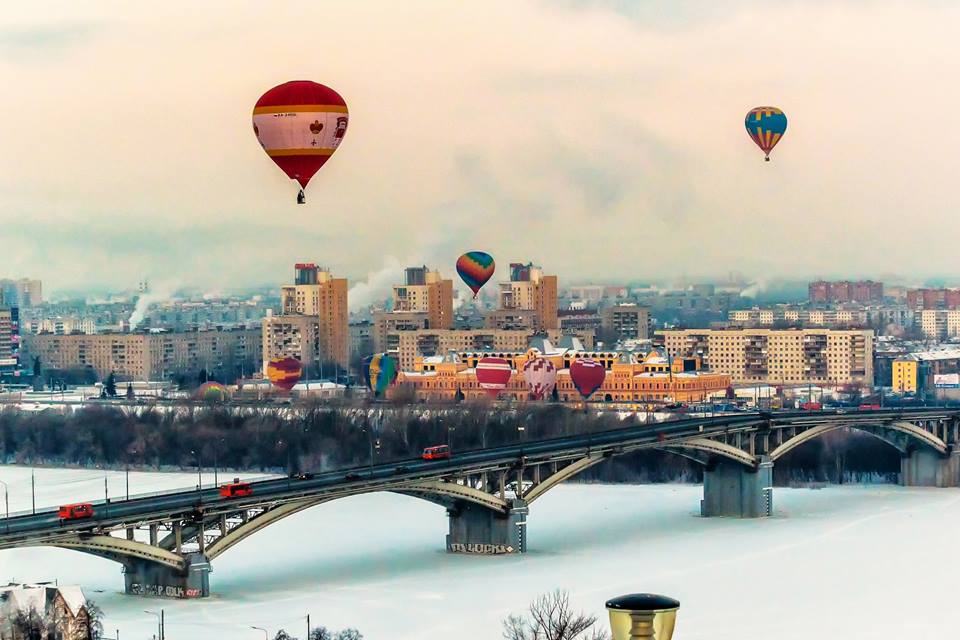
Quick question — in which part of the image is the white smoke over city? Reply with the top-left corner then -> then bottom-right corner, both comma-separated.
347,257 -> 405,312
740,279 -> 769,298
129,281 -> 180,330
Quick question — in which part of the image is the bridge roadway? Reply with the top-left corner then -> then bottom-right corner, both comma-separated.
1,407 -> 958,598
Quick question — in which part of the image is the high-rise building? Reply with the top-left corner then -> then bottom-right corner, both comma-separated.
601,305 -> 650,341
808,280 -> 883,304
0,278 -> 42,308
658,328 -> 874,386
372,266 -> 453,353
496,262 -> 558,331
391,266 -> 453,329
272,263 -> 348,368
906,288 -> 960,310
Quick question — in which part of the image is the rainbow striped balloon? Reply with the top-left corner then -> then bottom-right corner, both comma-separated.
456,251 -> 496,298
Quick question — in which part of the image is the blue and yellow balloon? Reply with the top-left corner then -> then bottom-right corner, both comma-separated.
745,106 -> 787,161
362,353 -> 398,397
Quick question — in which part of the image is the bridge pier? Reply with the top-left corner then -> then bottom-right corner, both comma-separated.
446,498 -> 528,554
701,456 -> 773,518
123,553 -> 211,598
900,448 -> 960,488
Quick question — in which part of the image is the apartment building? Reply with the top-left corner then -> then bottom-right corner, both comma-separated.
658,328 -> 874,386
25,328 -> 262,381
271,263 -> 348,368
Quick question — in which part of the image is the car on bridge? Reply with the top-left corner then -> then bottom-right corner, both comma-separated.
422,444 -> 451,460
58,503 -> 94,521
219,481 -> 253,498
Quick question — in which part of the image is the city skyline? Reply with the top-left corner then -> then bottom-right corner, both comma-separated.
4,1 -> 960,293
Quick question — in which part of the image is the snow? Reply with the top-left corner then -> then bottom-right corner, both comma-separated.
1,466 -> 958,639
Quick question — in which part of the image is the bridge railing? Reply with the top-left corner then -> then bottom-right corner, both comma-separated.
3,473 -> 281,519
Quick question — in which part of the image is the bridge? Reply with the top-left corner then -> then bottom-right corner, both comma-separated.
1,407 -> 958,598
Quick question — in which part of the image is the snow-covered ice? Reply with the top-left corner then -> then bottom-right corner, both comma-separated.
1,465 -> 957,639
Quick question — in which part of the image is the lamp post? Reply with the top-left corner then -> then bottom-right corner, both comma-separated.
189,449 -> 202,489
606,593 -> 680,640
251,626 -> 268,640
0,479 -> 9,533
144,609 -> 164,640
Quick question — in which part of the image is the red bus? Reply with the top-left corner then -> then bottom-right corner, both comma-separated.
422,445 -> 451,460
58,503 -> 94,521
219,481 -> 253,498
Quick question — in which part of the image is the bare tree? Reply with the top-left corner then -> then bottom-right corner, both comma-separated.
502,590 -> 609,640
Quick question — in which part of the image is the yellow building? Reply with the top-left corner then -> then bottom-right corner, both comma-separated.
891,358 -> 918,393
269,263 -> 348,369
392,348 -> 729,405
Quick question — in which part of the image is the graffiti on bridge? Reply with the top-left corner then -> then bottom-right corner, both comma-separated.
448,543 -> 516,554
128,583 -> 203,598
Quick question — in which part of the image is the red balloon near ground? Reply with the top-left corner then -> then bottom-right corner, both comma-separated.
569,359 -> 605,400
252,81 -> 349,201
475,357 -> 513,398
266,356 -> 302,392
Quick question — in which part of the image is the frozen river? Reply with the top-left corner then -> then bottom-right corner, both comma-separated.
1,465 -> 957,639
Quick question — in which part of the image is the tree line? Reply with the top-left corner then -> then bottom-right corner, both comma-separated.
0,403 -> 899,483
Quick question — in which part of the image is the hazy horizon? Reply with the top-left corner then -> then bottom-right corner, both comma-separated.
3,1 -> 959,298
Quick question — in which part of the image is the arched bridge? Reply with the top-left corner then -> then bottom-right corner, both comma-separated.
1,407 -> 957,599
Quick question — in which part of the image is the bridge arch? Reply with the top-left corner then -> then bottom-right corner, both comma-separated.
770,420 -> 948,462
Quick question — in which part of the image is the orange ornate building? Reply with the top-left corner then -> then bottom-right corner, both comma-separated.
391,348 -> 730,405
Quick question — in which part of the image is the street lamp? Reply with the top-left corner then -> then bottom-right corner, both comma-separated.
144,610 -> 164,640
251,626 -> 268,640
0,480 -> 9,533
189,449 -> 202,489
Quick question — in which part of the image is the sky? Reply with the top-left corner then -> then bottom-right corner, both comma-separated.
1,0 -> 959,296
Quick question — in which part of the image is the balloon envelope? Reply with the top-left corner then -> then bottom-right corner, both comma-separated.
456,251 -> 496,298
253,81 -> 349,190
569,359 -> 606,400
745,106 -> 787,160
362,353 -> 399,396
475,357 -> 513,397
523,357 -> 557,399
267,356 -> 302,391
194,381 -> 230,403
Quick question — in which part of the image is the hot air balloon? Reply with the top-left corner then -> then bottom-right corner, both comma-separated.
456,251 -> 496,298
267,356 -> 302,392
362,353 -> 399,397
194,381 -> 230,403
252,81 -> 349,203
569,358 -> 606,400
475,357 -> 513,398
745,106 -> 787,161
523,357 -> 557,400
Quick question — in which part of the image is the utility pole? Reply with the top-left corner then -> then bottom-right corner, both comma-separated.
307,613 -> 311,639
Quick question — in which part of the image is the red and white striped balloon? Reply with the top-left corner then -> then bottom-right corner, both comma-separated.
475,357 -> 513,398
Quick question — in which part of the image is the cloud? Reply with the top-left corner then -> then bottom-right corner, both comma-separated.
2,0 -> 960,294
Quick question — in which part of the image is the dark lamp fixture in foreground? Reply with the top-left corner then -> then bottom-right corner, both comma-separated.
606,593 -> 680,640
